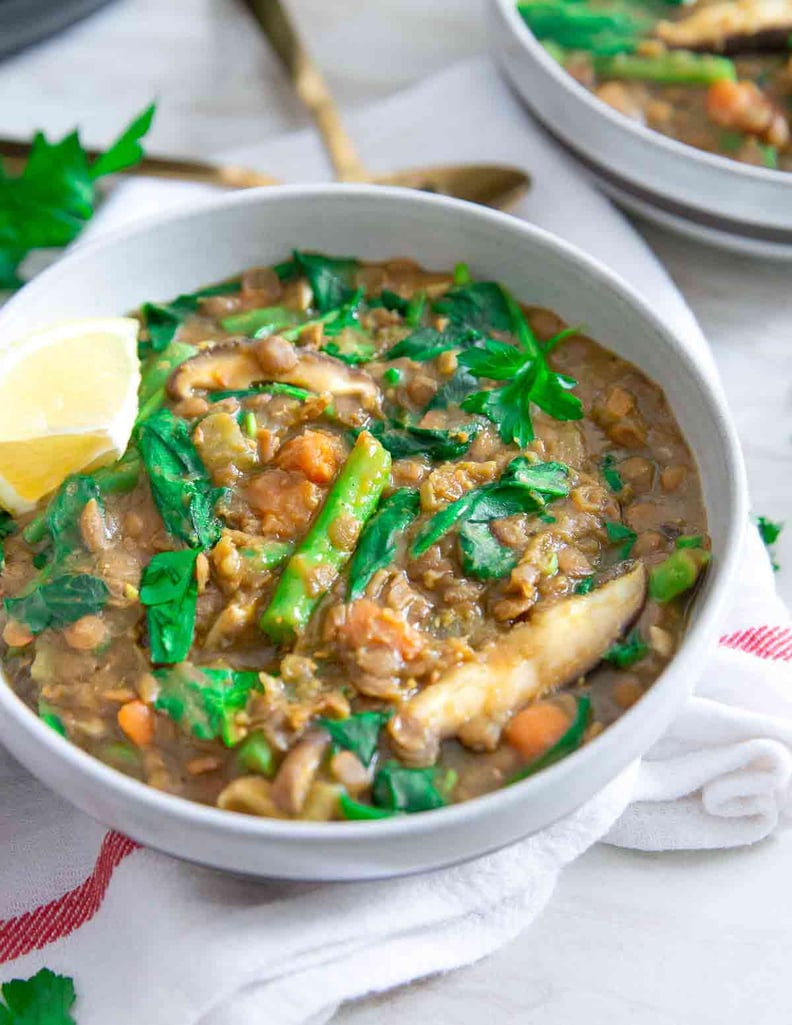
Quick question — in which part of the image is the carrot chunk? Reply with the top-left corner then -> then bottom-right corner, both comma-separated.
504,701 -> 571,761
275,429 -> 344,484
117,700 -> 155,747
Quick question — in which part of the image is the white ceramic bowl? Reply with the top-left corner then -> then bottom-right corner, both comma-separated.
490,0 -> 792,250
0,185 -> 747,880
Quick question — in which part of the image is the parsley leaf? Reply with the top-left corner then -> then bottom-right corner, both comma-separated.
459,295 -> 583,447
757,515 -> 783,571
347,488 -> 420,600
0,968 -> 76,1025
154,663 -> 262,746
137,409 -> 225,549
604,628 -> 648,668
292,250 -> 359,312
372,761 -> 446,813
0,104 -> 156,289
318,710 -> 391,767
140,549 -> 199,664
605,520 -> 637,559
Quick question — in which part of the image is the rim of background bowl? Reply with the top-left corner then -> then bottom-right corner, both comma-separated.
494,0 -> 792,188
0,183 -> 748,846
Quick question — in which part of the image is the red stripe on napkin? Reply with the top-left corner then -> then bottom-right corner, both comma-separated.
719,626 -> 792,662
0,832 -> 138,964
0,625 -> 789,965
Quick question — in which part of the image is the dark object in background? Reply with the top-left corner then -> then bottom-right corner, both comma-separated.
0,0 -> 114,58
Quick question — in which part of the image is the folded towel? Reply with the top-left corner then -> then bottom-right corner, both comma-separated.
1,57 -> 789,1025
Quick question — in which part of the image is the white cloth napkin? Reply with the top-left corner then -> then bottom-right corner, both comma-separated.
1,57 -> 790,1025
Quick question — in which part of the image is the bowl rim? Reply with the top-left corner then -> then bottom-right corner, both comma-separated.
0,182 -> 748,845
493,0 -> 792,188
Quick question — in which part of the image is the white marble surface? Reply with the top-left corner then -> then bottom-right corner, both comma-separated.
1,2 -> 791,1021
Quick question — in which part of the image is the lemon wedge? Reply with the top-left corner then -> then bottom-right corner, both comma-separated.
0,318 -> 140,514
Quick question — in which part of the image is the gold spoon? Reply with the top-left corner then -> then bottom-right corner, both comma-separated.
243,0 -> 531,210
0,138 -> 278,189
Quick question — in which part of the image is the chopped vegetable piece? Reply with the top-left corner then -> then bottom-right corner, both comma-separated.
318,710 -> 391,766
5,573 -> 108,635
425,366 -> 480,411
383,367 -> 403,387
38,700 -> 66,737
405,290 -> 426,327
137,409 -> 225,549
220,305 -> 300,335
458,521 -> 519,580
154,664 -> 261,745
292,250 -> 360,311
372,761 -> 446,813
517,1 -> 646,56
453,262 -> 473,285
138,280 -> 241,357
649,547 -> 711,602
137,340 -> 195,423
604,627 -> 649,668
758,515 -> 783,547
237,731 -> 276,777
208,382 -> 314,403
676,534 -> 705,549
434,280 -> 512,333
139,549 -> 199,664
366,419 -> 480,461
347,488 -> 420,600
117,699 -> 155,747
601,453 -> 623,492
574,575 -> 595,595
260,431 -> 391,642
505,700 -> 572,761
0,967 -> 77,1025
509,695 -> 591,783
385,324 -> 480,362
605,520 -> 637,559
595,50 -> 737,85
0,511 -> 16,570
339,792 -> 396,820
240,540 -> 295,571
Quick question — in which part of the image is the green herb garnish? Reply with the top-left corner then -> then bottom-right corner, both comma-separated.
509,695 -> 591,783
292,250 -> 360,311
601,453 -> 623,492
458,521 -> 519,580
604,628 -> 648,668
318,710 -> 391,767
366,419 -> 480,461
5,573 -> 108,635
347,488 -> 420,600
372,761 -> 447,813
0,104 -> 155,289
605,520 -> 637,559
139,549 -> 199,664
154,663 -> 261,746
757,515 -> 783,571
0,967 -> 77,1025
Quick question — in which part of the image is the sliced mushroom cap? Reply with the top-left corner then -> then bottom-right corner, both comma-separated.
168,335 -> 381,413
388,562 -> 648,767
270,729 -> 330,815
656,0 -> 792,53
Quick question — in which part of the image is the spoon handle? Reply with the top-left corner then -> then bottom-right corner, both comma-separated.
243,0 -> 368,182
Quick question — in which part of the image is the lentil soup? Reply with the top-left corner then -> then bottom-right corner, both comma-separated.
518,0 -> 792,170
0,253 -> 710,821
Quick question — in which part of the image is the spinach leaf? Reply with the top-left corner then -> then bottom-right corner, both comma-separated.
5,573 -> 108,634
154,663 -> 261,745
318,710 -> 391,767
208,382 -> 313,403
367,419 -> 480,461
292,250 -> 359,312
372,761 -> 447,813
385,324 -> 480,362
137,340 -> 196,423
140,549 -> 199,664
220,305 -> 300,336
425,367 -> 480,411
347,489 -> 420,600
372,289 -> 409,315
0,511 -> 16,570
675,534 -> 704,549
139,279 -> 242,356
458,521 -> 518,580
411,457 -> 570,556
137,409 -> 225,549
339,793 -> 397,820
509,695 -> 591,783
433,281 -> 512,333
601,453 -> 623,492
605,520 -> 637,559
574,575 -> 595,595
604,628 -> 648,668
44,474 -> 102,563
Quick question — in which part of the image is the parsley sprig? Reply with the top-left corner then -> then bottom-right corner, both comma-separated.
0,103 -> 155,289
0,968 -> 77,1025
458,291 -> 583,447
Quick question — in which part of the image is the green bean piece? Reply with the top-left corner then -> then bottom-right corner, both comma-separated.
260,432 -> 392,642
649,548 -> 711,603
595,51 -> 736,86
237,732 -> 276,777
239,540 -> 295,571
220,305 -> 300,335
